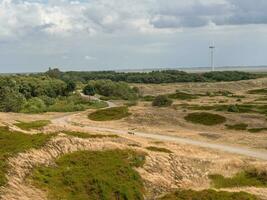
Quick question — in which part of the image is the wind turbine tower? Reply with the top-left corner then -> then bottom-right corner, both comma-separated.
209,43 -> 215,71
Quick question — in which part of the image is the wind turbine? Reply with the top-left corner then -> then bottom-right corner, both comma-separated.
209,42 -> 215,71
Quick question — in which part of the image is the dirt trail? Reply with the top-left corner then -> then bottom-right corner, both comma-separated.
52,95 -> 267,161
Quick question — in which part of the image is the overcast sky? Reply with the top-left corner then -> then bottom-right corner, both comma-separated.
1,0 -> 267,72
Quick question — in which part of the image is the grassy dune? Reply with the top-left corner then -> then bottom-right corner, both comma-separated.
32,150 -> 146,200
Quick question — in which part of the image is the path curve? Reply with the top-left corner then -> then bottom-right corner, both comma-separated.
52,94 -> 267,161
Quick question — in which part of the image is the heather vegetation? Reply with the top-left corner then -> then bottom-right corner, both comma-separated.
32,150 -> 146,200
0,127 -> 53,186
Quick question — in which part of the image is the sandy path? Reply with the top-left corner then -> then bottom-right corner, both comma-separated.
51,95 -> 267,161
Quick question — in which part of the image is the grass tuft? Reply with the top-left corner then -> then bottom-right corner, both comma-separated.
32,150 -> 146,200
15,120 -> 51,131
225,123 -> 248,131
88,106 -> 131,121
209,169 -> 267,188
248,128 -> 267,133
185,112 -> 226,126
146,146 -> 172,153
160,189 -> 258,200
62,131 -> 118,139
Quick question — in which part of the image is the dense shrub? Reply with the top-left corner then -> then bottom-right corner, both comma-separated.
0,87 -> 25,112
152,95 -> 173,107
84,80 -> 139,100
185,112 -> 226,126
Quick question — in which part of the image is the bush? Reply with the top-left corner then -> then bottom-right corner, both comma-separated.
227,105 -> 240,113
152,95 -> 173,107
21,97 -> 46,113
225,123 -> 248,131
88,107 -> 131,121
185,112 -> 226,126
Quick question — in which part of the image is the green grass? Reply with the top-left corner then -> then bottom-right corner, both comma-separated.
146,146 -> 172,153
225,123 -> 248,131
88,106 -> 131,121
209,169 -> 267,188
0,126 -> 53,186
168,91 -> 198,100
63,131 -> 118,139
142,95 -> 155,102
31,150 -> 146,200
248,128 -> 267,133
87,100 -> 109,109
160,189 -> 258,200
184,112 -> 226,126
15,120 -> 51,131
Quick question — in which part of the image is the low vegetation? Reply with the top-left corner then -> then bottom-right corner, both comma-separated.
15,120 -> 51,131
248,88 -> 267,95
248,128 -> 267,133
152,95 -> 173,107
32,150 -> 146,200
185,112 -> 226,126
160,189 -> 258,200
21,95 -> 107,113
0,126 -> 53,186
169,90 -> 198,100
181,103 -> 267,116
63,131 -> 118,139
88,106 -> 131,121
225,123 -> 248,131
209,169 -> 267,188
146,146 -> 172,153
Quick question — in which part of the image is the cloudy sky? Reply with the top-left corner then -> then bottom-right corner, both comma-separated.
0,0 -> 267,72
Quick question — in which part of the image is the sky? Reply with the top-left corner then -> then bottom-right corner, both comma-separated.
1,0 -> 267,72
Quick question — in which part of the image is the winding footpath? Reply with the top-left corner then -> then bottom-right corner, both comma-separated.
52,96 -> 267,161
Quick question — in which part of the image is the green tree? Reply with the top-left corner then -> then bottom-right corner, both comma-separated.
83,84 -> 96,96
0,87 -> 25,112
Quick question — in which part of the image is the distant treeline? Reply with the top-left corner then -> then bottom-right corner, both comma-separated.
45,69 -> 258,84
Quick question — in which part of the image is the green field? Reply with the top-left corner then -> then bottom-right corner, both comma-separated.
32,150 -> 146,200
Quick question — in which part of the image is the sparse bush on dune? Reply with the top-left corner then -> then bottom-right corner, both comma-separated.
152,95 -> 173,107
